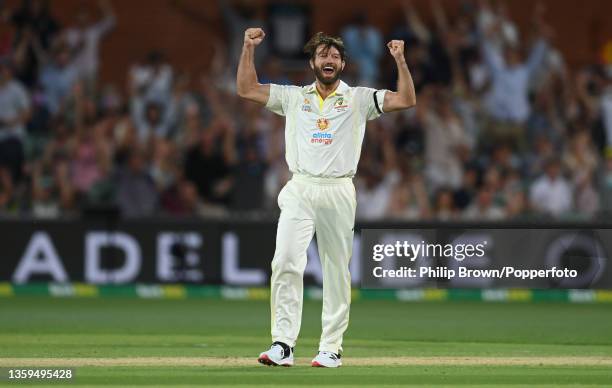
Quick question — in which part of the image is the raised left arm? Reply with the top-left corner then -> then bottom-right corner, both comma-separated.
383,40 -> 416,112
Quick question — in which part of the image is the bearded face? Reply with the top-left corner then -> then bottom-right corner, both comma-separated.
310,45 -> 345,85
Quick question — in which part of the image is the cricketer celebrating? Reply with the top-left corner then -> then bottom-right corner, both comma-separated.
237,28 -> 416,368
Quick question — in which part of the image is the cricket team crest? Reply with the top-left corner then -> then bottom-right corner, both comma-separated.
316,118 -> 330,131
334,97 -> 349,111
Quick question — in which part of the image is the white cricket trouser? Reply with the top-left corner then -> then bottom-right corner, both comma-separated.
270,174 -> 356,354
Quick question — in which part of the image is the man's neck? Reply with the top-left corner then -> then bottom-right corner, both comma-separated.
315,79 -> 340,100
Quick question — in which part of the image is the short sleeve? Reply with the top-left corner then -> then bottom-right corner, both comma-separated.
356,87 -> 388,121
265,84 -> 295,117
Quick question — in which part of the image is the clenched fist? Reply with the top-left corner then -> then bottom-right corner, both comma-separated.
244,28 -> 265,47
387,40 -> 405,61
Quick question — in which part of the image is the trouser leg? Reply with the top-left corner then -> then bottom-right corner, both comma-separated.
270,182 -> 314,347
315,183 -> 356,354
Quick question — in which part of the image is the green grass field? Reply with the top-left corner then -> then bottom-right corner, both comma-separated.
1,297 -> 612,387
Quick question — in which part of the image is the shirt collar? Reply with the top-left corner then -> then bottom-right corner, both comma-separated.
306,80 -> 349,96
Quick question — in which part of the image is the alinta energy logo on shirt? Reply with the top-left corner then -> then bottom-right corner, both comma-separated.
312,118 -> 333,145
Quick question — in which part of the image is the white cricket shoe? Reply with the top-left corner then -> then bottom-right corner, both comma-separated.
257,342 -> 294,367
311,351 -> 342,368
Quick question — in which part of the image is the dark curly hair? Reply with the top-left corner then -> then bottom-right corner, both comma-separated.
303,32 -> 346,62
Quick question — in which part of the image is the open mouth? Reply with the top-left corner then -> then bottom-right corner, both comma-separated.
322,66 -> 335,76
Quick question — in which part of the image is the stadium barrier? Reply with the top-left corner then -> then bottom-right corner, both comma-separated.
1,219 -> 611,289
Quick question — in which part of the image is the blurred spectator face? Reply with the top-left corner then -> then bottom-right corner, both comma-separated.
146,51 -> 163,70
492,144 -> 512,166
534,136 -> 553,155
100,85 -> 123,115
476,188 -> 493,209
235,0 -> 258,19
264,57 -> 283,80
30,0 -> 46,17
178,181 -> 199,211
434,91 -> 453,118
506,190 -> 526,216
199,129 -> 216,154
310,45 -> 345,86
463,168 -> 478,189
406,43 -> 427,67
128,151 -> 146,173
505,169 -> 522,190
0,62 -> 10,83
75,7 -> 91,28
503,47 -> 520,67
55,46 -> 72,67
571,131 -> 590,155
174,73 -> 190,94
545,160 -> 561,180
154,139 -> 171,161
350,12 -> 367,27
363,170 -> 381,189
145,103 -> 162,126
483,166 -> 501,190
244,145 -> 259,163
435,190 -> 454,211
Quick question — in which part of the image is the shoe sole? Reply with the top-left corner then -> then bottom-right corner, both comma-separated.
311,360 -> 341,368
258,354 -> 292,367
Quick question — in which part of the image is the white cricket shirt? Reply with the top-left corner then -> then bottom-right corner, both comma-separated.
265,80 -> 387,178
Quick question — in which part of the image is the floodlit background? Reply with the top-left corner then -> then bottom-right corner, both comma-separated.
0,0 -> 611,221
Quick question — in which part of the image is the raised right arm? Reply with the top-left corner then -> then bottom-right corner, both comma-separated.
236,28 -> 270,105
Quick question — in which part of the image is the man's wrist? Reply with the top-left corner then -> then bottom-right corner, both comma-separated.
394,56 -> 407,66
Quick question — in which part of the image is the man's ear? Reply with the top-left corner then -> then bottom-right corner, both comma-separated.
309,59 -> 314,70
341,60 -> 346,71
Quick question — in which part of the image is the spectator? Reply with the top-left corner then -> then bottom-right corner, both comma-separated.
115,149 -> 158,217
0,58 -> 30,184
64,0 -> 115,89
150,139 -> 179,194
38,40 -> 79,116
599,74 -> 612,153
31,159 -> 74,218
386,169 -> 431,220
161,179 -> 204,217
529,158 -> 572,216
463,187 -> 506,220
421,88 -> 472,190
480,35 -> 548,123
132,101 -> 172,144
7,0 -> 60,87
0,167 -> 14,214
183,119 -> 236,207
599,151 -> 612,214
432,188 -> 457,221
478,8 -> 550,147
129,50 -> 173,105
574,171 -> 599,217
356,167 -> 399,221
563,130 -> 599,182
453,166 -> 479,211
341,12 -> 384,86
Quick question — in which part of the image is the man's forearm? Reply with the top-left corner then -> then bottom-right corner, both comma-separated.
236,43 -> 258,97
395,57 -> 416,107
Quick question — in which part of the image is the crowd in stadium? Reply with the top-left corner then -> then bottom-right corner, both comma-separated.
0,0 -> 611,220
